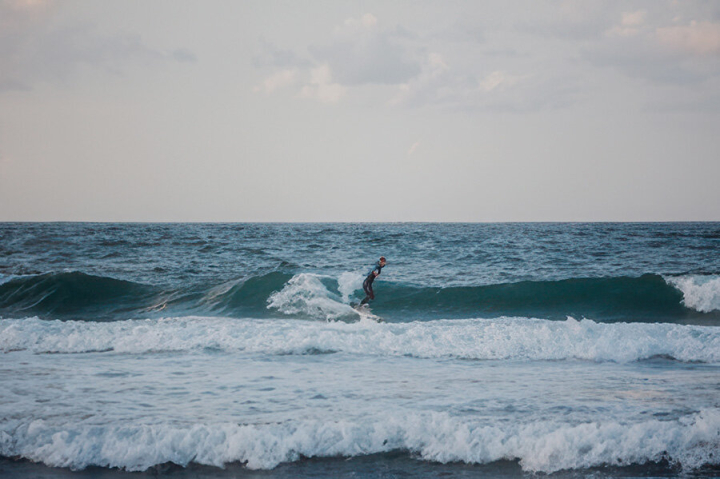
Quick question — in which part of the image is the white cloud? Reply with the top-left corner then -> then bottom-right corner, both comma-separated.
585,12 -> 720,89
478,71 -> 521,91
606,10 -> 647,37
389,52 -> 448,107
299,64 -> 346,104
339,13 -> 378,32
0,0 -> 195,92
254,12 -> 563,110
310,13 -> 422,86
253,39 -> 310,69
389,52 -> 565,111
255,13 -> 422,104
255,69 -> 298,93
252,8 -> 617,111
622,10 -> 646,27
657,21 -> 720,55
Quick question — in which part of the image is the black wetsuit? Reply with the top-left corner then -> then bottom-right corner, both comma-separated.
360,262 -> 384,305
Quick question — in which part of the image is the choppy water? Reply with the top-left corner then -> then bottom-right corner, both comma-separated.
1,223 -> 719,477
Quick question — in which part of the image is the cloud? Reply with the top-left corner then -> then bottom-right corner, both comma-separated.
0,0 -> 51,31
606,10 -> 647,37
253,13 -> 421,104
478,70 -> 522,91
339,13 -> 378,31
308,14 -> 422,86
0,0 -> 195,93
254,65 -> 345,103
299,64 -> 346,104
431,21 -> 485,44
254,13 -> 422,89
253,38 -> 311,69
255,69 -> 298,94
584,12 -> 720,86
171,48 -> 197,63
253,13 -> 423,104
519,0 -> 618,40
657,21 -> 720,56
390,52 -> 574,111
254,11 -> 576,111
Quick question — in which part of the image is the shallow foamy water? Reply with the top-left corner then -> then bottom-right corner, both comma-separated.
1,316 -> 719,473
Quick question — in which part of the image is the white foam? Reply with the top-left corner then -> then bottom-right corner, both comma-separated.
266,273 -> 356,320
1,409 -> 718,472
1,316 -> 718,363
666,275 -> 720,313
337,271 -> 364,303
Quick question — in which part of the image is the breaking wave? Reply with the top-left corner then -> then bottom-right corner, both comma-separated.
666,275 -> 720,313
1,271 -> 720,322
1,316 -> 718,363
1,409 -> 718,472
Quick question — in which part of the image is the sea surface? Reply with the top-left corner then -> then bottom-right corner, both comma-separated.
0,222 -> 719,478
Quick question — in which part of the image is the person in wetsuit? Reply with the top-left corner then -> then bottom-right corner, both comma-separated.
360,256 -> 386,306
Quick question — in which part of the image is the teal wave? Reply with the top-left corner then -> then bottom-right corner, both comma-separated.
0,271 -> 717,323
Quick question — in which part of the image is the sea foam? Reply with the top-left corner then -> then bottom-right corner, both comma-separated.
1,409 -> 718,472
1,316 -> 718,363
666,275 -> 720,313
266,273 -> 354,320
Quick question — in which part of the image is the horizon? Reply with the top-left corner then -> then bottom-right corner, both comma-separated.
3,219 -> 720,224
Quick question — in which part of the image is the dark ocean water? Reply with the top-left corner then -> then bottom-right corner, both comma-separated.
2,222 -> 720,323
1,223 -> 719,478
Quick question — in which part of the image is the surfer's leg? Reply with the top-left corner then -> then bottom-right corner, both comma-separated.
360,279 -> 374,305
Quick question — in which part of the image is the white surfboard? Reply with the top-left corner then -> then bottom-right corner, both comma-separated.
351,303 -> 383,322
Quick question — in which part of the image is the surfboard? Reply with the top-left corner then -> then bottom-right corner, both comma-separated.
352,303 -> 383,322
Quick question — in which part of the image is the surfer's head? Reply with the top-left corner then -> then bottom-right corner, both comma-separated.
379,256 -> 386,265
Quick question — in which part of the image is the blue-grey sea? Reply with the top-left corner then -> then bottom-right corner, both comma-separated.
1,222 -> 719,478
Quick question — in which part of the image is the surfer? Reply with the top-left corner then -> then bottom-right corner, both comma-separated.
359,256 -> 386,306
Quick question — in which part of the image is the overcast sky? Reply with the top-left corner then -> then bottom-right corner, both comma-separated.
1,0 -> 719,221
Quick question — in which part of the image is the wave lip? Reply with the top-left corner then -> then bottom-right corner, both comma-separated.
267,273 -> 357,321
665,275 -> 720,313
2,410 -> 718,472
2,316 -> 718,363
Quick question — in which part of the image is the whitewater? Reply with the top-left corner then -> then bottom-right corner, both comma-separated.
1,222 -> 719,478
2,316 -> 719,362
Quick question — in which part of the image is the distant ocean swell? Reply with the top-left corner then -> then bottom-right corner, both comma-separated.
1,271 -> 720,322
1,409 -> 718,472
2,316 -> 718,363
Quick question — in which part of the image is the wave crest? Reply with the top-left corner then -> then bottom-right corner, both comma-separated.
666,275 -> 720,313
2,410 -> 718,472
2,271 -> 720,323
1,316 -> 718,363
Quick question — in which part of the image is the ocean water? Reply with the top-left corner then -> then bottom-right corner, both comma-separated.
0,222 -> 719,478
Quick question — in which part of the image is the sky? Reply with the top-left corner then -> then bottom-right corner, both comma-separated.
0,0 -> 719,222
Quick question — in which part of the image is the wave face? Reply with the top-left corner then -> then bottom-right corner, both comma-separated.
267,272 -> 720,323
2,316 -> 718,363
1,271 -> 719,323
1,410 -> 718,472
0,272 -> 157,320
